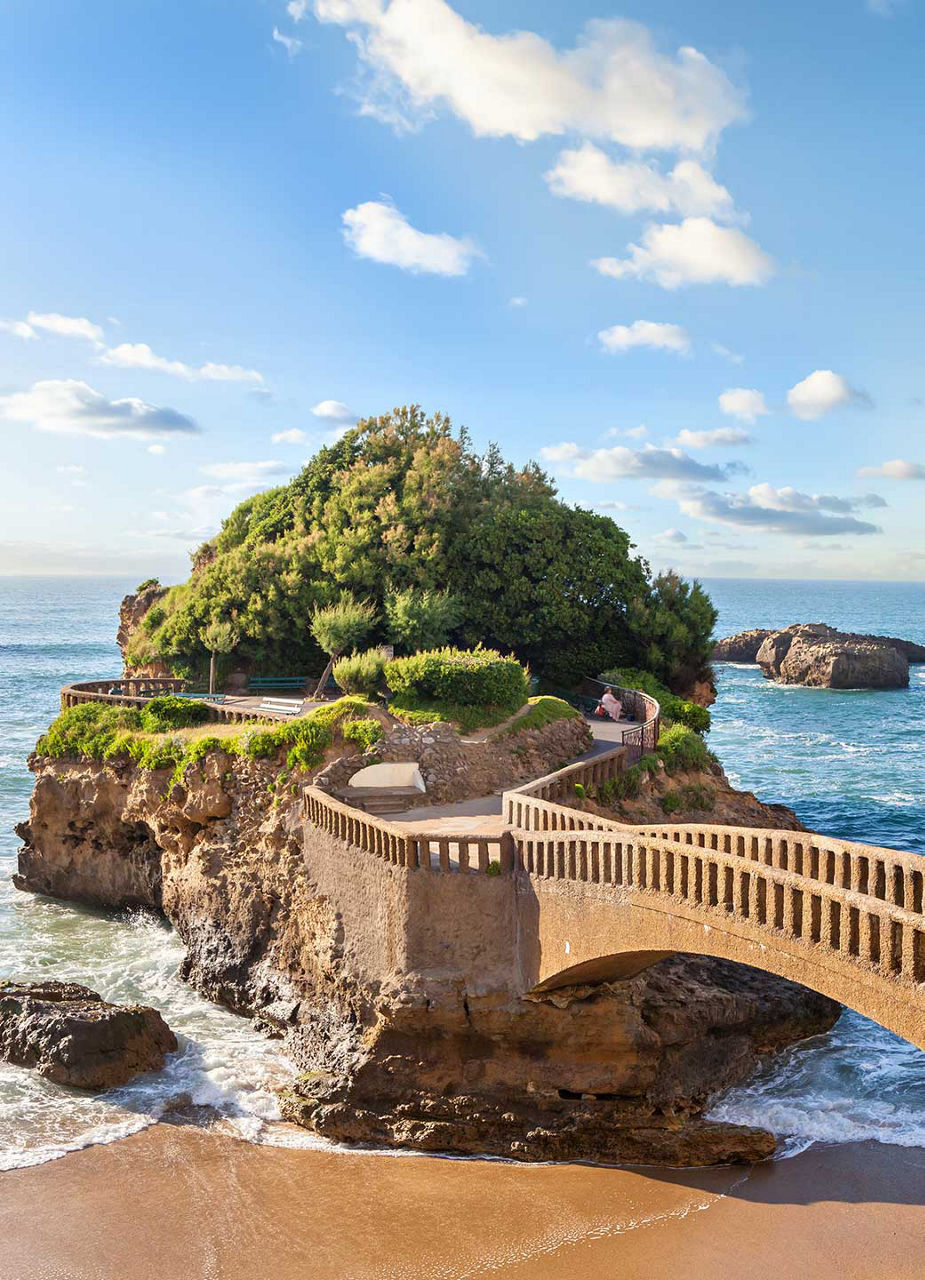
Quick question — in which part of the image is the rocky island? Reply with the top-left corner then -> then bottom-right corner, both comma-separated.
714,622 -> 925,688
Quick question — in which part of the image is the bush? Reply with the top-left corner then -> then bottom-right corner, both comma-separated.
342,717 -> 383,751
656,723 -> 712,773
139,695 -> 211,733
385,588 -> 460,653
387,691 -> 515,733
37,702 -> 142,760
135,578 -> 160,594
333,649 -> 387,696
385,647 -> 528,711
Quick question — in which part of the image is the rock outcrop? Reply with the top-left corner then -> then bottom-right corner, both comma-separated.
14,726 -> 840,1166
715,623 -> 922,688
0,980 -> 176,1090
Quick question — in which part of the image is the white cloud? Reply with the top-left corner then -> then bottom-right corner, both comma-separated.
786,370 -> 857,420
100,342 -> 264,384
27,312 -> 104,344
508,296 -> 528,308
56,464 -> 86,475
666,480 -> 882,537
272,428 -> 309,444
0,319 -> 37,340
712,342 -> 744,364
541,440 -> 729,483
593,218 -> 773,290
674,427 -> 751,449
273,27 -> 303,55
605,425 -> 649,440
342,200 -> 482,275
595,500 -> 626,510
597,320 -> 690,355
148,444 -> 166,455
311,4 -> 745,151
288,0 -> 310,17
0,379 -> 199,440
657,528 -> 688,543
546,144 -> 736,219
312,399 -> 355,421
718,387 -> 769,424
858,458 -> 925,480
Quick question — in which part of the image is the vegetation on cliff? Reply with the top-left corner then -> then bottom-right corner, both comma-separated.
123,406 -> 716,691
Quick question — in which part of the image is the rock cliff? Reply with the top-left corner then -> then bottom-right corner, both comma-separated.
715,622 -> 922,688
15,726 -> 839,1166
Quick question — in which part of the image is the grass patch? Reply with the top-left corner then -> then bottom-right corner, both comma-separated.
387,691 -> 515,733
501,696 -> 580,736
36,696 -> 377,790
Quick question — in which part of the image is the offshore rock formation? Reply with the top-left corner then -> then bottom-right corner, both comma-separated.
0,980 -> 176,1090
716,623 -> 924,688
15,729 -> 839,1166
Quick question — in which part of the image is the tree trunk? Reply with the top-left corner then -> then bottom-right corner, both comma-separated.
313,652 -> 338,700
209,651 -> 216,696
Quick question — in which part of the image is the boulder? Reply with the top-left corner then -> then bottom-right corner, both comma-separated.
755,624 -> 909,689
0,980 -> 177,1091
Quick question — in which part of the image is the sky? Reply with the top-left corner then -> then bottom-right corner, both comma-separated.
1,0 -> 923,582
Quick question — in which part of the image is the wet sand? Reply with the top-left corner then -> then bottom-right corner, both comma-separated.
1,1127 -> 922,1279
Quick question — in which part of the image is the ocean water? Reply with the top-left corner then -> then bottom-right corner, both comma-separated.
702,579 -> 925,1152
0,577 -> 316,1170
0,574 -> 922,1169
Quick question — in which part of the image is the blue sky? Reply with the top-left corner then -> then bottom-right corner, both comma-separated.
1,0 -> 923,580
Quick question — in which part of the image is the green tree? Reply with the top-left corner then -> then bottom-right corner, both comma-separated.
200,620 -> 238,695
310,594 -> 377,697
385,588 -> 461,653
629,571 -> 717,694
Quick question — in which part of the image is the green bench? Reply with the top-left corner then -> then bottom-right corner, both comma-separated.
249,677 -> 307,691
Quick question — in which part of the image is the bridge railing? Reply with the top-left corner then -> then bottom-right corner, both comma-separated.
513,826 -> 925,987
303,786 -> 510,874
633,823 -> 925,916
502,746 -> 628,829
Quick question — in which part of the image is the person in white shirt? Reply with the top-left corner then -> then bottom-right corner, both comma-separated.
600,687 -> 622,721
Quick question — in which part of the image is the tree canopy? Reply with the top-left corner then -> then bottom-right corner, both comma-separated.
130,406 -> 715,691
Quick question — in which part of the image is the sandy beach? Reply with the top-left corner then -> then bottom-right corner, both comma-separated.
1,1126 -> 922,1280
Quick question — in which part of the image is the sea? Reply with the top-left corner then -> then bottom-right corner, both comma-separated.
0,575 -> 922,1169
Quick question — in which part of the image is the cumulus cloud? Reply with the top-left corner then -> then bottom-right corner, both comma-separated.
592,218 -> 774,289
27,312 -> 104,344
718,387 -> 769,424
673,427 -> 751,449
858,458 -> 925,480
273,27 -> 303,55
540,441 -> 729,483
100,342 -> 264,384
664,480 -> 883,537
658,528 -> 688,543
288,0 -> 310,17
311,4 -> 745,151
0,319 -> 37,340
272,428 -> 309,445
597,320 -> 690,355
546,144 -> 736,219
786,370 -> 860,420
312,399 -> 355,421
342,200 -> 482,275
508,296 -> 528,308
0,379 -> 199,440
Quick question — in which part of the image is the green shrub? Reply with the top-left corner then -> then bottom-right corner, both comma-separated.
342,717 -> 383,751
385,647 -> 528,711
657,723 -> 712,773
680,783 -> 715,811
139,695 -> 211,733
135,578 -> 160,593
333,649 -> 387,696
37,702 -> 142,759
661,789 -> 682,814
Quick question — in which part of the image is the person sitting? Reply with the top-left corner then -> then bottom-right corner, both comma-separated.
600,687 -> 623,722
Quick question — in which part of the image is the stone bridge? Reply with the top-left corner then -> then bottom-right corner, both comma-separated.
303,739 -> 925,1052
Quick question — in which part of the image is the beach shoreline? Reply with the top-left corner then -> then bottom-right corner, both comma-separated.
2,1124 -> 922,1279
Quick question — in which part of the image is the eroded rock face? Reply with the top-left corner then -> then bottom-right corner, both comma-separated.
15,729 -> 839,1166
716,622 -> 923,688
756,624 -> 909,689
0,981 -> 177,1090
116,585 -> 169,675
